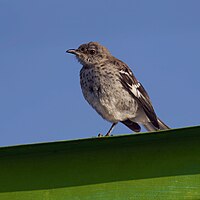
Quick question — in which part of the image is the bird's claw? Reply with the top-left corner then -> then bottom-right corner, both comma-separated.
98,133 -> 113,137
98,133 -> 103,137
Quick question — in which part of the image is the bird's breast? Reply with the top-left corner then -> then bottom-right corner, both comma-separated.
80,66 -> 138,122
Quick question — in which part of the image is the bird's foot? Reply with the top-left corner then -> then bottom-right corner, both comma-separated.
105,132 -> 111,137
98,133 -> 103,137
97,133 -> 113,137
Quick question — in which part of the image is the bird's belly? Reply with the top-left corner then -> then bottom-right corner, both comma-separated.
81,82 -> 138,122
80,67 -> 140,122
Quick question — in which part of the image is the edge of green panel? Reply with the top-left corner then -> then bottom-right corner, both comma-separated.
0,125 -> 199,193
0,125 -> 199,156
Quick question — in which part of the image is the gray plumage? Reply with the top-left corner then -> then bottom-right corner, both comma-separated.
67,42 -> 169,136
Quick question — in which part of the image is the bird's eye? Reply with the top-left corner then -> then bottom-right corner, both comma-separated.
89,50 -> 96,55
80,47 -> 85,52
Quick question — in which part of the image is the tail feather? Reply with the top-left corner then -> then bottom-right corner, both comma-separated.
143,123 -> 157,132
157,117 -> 170,130
143,117 -> 170,132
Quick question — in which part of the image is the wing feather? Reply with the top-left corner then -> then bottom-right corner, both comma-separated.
116,61 -> 159,128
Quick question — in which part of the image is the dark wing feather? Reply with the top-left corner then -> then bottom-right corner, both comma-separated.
121,119 -> 141,132
113,59 -> 159,129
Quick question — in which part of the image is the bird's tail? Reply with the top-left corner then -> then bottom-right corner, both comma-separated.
157,117 -> 170,130
143,117 -> 170,132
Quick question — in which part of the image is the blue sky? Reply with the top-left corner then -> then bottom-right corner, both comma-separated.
0,0 -> 200,146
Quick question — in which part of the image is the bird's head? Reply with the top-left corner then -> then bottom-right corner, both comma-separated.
66,42 -> 111,65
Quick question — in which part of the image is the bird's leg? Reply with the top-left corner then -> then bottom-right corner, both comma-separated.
105,122 -> 118,136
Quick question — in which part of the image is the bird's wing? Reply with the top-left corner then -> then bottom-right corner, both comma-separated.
116,61 -> 159,128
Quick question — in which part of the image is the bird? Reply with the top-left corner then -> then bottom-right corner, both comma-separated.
66,42 -> 170,136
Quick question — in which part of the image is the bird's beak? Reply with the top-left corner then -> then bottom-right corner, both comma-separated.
66,49 -> 79,55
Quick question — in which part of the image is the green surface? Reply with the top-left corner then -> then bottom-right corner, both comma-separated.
0,126 -> 200,199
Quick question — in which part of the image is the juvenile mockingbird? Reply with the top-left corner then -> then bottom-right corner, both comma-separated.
67,42 -> 169,136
